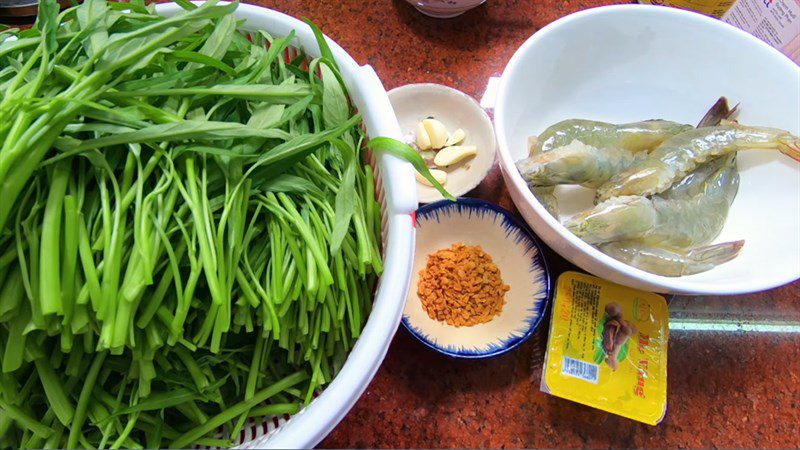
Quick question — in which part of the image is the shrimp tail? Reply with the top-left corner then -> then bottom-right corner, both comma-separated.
687,240 -> 745,266
778,138 -> 800,162
697,97 -> 737,128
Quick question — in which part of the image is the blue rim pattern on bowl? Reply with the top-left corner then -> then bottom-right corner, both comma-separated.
402,198 -> 552,358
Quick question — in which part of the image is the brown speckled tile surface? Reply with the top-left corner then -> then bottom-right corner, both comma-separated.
239,0 -> 800,448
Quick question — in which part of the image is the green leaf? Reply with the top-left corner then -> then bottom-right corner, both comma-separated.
247,104 -> 285,129
365,137 -> 455,201
195,13 -> 235,61
75,0 -> 109,58
255,173 -> 321,196
275,95 -> 314,128
171,0 -> 198,10
170,50 -> 235,75
329,139 -> 356,253
115,68 -> 215,92
36,0 -> 59,53
173,145 -> 257,159
103,83 -> 314,103
97,0 -> 239,71
320,62 -> 348,129
63,123 -> 136,134
72,121 -> 292,150
244,113 -> 361,182
95,22 -> 201,74
304,18 -> 338,71
127,0 -> 149,13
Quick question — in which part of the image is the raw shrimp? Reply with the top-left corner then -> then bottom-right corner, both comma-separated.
565,161 -> 739,247
661,154 -> 735,200
598,239 -> 744,277
519,102 -> 734,189
534,119 -> 693,154
521,120 -> 690,216
596,123 -> 799,201
517,139 -> 647,187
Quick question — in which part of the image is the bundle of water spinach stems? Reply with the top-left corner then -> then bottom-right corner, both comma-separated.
0,0 -> 450,447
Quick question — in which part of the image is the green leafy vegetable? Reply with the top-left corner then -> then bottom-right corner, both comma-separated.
366,137 -> 455,200
0,1 -> 451,448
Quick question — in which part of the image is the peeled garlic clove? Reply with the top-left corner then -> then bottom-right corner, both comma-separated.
415,169 -> 447,186
422,118 -> 448,149
416,122 -> 432,151
434,145 -> 477,167
445,128 -> 466,147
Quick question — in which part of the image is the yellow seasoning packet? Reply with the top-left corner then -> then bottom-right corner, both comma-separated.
541,272 -> 668,425
637,0 -> 735,18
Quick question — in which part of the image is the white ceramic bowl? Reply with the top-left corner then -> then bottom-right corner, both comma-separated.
389,84 -> 496,203
494,5 -> 800,295
157,3 -> 416,448
403,198 -> 550,358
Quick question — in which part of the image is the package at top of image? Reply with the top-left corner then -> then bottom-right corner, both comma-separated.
722,0 -> 800,64
639,0 -> 800,64
638,0 -> 736,17
541,272 -> 669,425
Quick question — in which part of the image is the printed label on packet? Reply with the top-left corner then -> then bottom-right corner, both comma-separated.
723,0 -> 800,63
541,272 -> 668,425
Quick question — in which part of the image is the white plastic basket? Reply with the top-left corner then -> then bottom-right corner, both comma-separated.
155,2 -> 417,448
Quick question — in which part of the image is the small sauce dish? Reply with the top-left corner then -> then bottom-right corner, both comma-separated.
388,83 -> 496,204
403,198 -> 552,358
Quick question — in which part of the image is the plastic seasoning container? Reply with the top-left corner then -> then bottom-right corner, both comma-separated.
541,272 -> 669,425
638,0 -> 736,17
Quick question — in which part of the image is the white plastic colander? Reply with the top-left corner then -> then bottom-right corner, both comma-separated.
155,2 -> 417,448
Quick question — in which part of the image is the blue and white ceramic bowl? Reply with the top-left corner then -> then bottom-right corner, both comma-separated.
403,198 -> 551,358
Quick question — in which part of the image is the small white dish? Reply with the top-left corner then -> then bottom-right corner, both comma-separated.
494,5 -> 800,295
388,83 -> 496,204
403,198 -> 551,358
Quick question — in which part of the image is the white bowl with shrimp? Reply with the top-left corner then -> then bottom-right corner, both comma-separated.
494,4 -> 800,294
